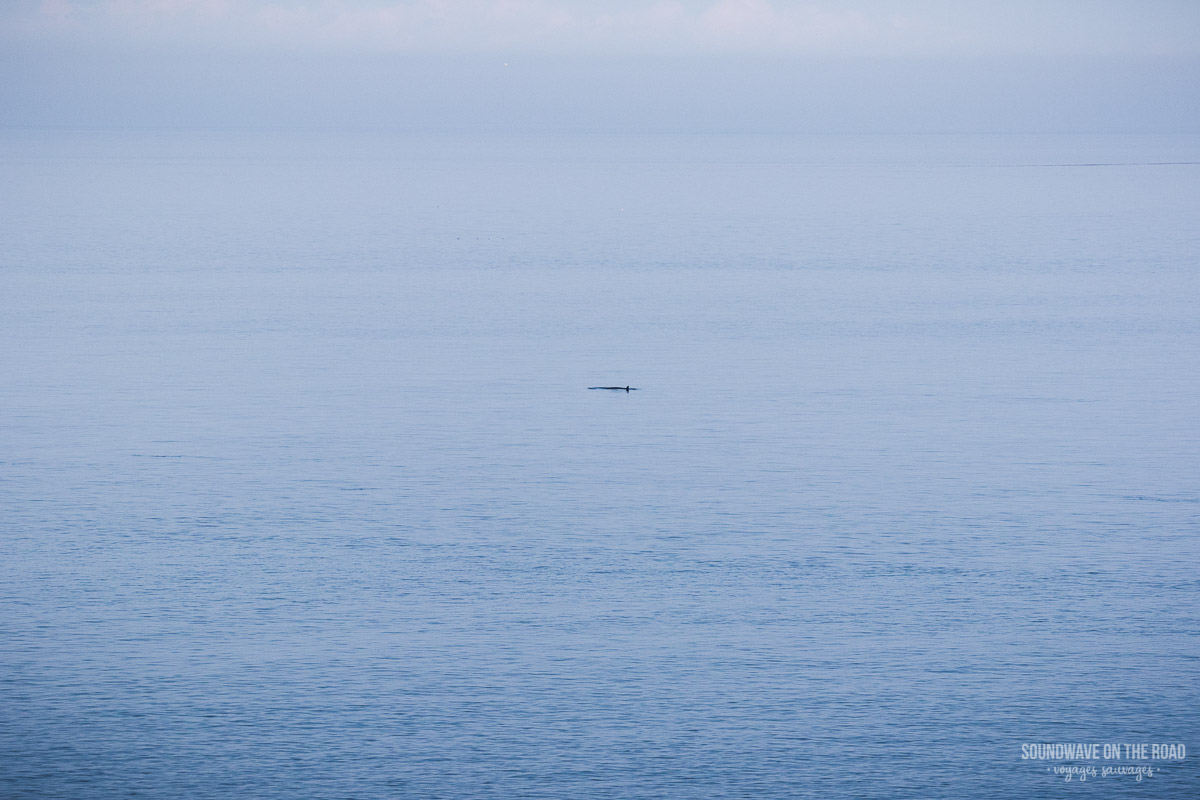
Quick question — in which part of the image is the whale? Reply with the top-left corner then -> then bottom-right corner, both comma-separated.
589,386 -> 637,392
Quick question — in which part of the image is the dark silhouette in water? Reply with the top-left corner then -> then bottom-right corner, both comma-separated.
589,386 -> 637,392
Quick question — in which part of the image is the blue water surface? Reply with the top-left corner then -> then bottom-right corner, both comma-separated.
1,130 -> 1198,798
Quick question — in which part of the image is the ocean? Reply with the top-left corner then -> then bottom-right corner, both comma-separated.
2,128 -> 1197,798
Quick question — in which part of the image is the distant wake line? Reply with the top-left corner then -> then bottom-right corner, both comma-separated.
1001,161 -> 1200,168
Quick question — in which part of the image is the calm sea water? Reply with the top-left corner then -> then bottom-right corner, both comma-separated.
2,129 -> 1198,798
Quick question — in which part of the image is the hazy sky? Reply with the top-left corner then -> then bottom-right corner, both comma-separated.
6,0 -> 1200,55
3,1 -> 1198,130
9,0 -> 1200,55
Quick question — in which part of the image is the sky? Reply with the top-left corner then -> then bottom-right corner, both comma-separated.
2,1 -> 1199,130
6,0 -> 1200,56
